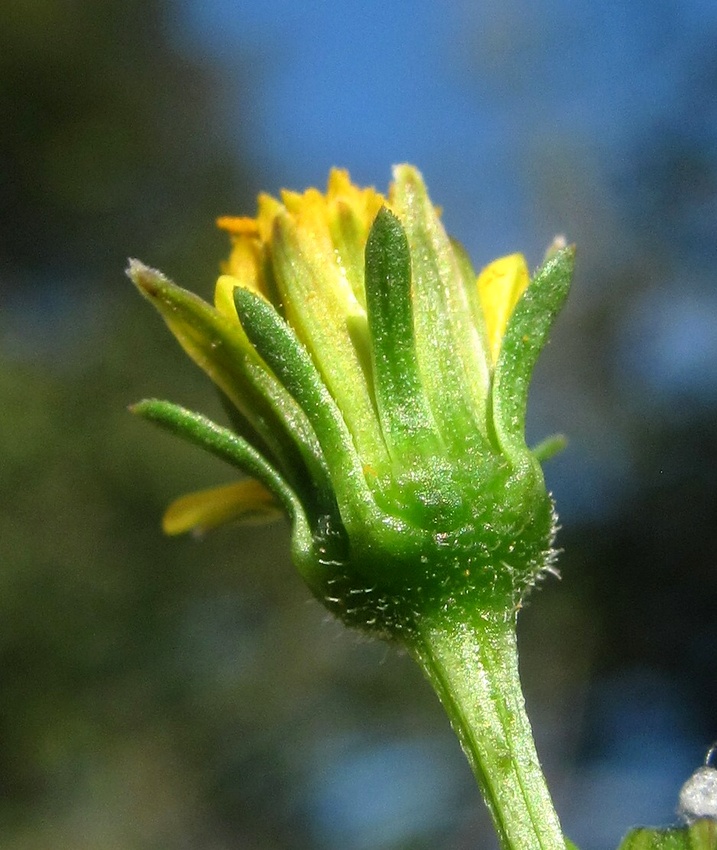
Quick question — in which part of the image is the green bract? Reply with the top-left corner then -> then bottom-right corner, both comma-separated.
129,164 -> 574,639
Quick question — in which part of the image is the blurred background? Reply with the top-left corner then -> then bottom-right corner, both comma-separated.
2,0 -> 717,847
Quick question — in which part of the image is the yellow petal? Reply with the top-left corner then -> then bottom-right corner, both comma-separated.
255,193 -> 283,243
215,239 -> 265,318
214,274 -> 238,319
162,479 -> 283,536
216,215 -> 258,236
477,253 -> 530,365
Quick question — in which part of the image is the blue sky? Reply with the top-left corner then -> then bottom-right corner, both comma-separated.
175,0 -> 717,265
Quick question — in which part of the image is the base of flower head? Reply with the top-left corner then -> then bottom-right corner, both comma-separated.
302,460 -> 559,639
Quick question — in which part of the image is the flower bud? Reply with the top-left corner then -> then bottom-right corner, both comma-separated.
130,165 -> 573,638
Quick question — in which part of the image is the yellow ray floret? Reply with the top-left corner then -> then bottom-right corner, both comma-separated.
214,236 -> 267,320
162,478 -> 282,536
477,253 -> 530,365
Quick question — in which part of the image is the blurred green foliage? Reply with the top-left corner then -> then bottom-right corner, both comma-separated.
0,0 -> 250,283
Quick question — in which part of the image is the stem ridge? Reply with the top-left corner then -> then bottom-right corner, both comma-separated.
409,609 -> 567,850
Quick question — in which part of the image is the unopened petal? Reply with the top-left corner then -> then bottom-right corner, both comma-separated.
162,478 -> 283,536
477,253 -> 530,365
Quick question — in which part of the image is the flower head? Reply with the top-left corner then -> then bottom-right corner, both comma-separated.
130,165 -> 573,638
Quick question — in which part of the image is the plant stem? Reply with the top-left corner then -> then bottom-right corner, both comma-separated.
408,607 -> 566,850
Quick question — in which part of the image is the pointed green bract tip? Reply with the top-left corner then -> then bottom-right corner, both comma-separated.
126,258 -> 165,293
532,434 -> 568,463
491,245 -> 574,465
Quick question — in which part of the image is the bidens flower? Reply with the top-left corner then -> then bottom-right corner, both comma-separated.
129,165 -> 576,850
129,165 -> 573,638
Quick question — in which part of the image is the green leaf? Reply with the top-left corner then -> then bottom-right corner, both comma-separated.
450,236 -> 491,368
270,215 -> 390,475
491,246 -> 574,462
364,207 -> 441,461
130,398 -> 334,591
128,260 -> 332,517
390,165 -> 492,455
232,287 -> 391,535
619,820 -> 717,850
131,399 -> 305,529
129,260 -> 269,446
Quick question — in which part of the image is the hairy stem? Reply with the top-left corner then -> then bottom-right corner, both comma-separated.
408,607 -> 566,850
